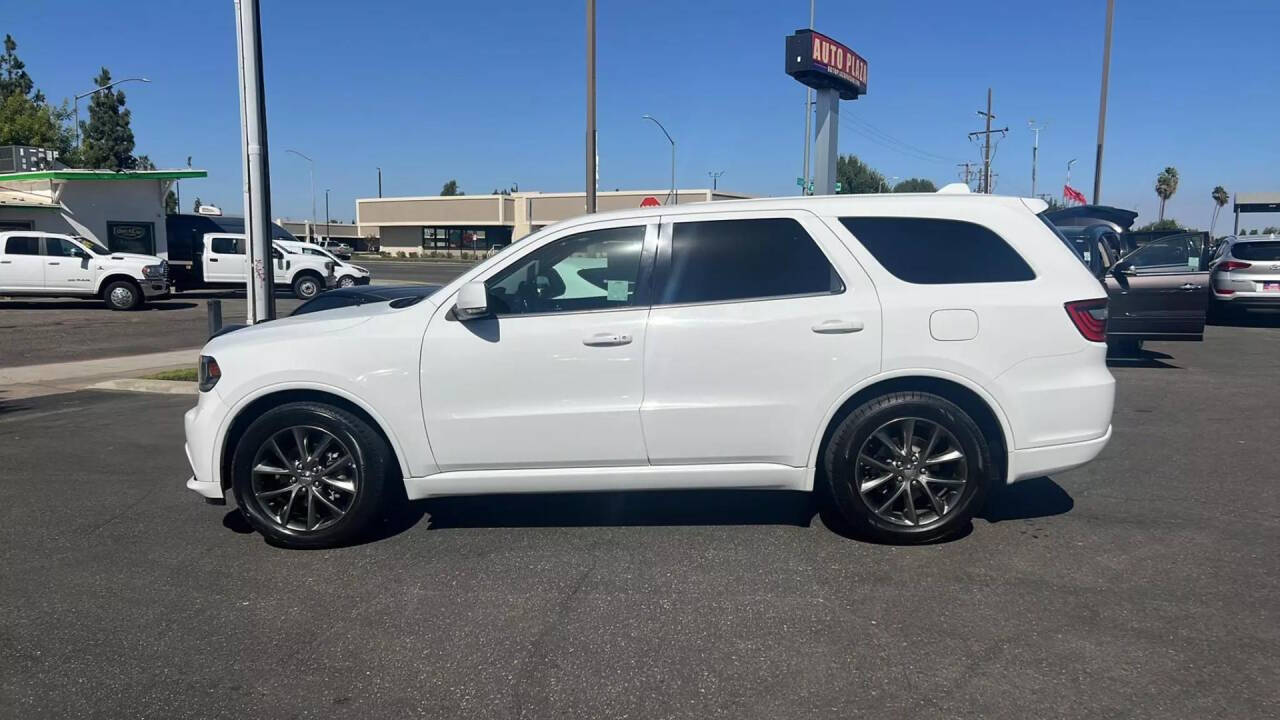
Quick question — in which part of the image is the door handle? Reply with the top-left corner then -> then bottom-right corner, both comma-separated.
812,319 -> 864,334
48,261 -> 60,266
0,260 -> 11,264
1180,283 -> 1202,290
583,332 -> 633,347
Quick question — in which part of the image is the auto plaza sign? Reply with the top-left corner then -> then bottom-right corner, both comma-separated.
785,29 -> 868,99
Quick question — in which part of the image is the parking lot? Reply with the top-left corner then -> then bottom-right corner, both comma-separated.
1,315 -> 1276,718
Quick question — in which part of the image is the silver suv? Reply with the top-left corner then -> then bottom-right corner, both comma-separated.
1210,235 -> 1280,314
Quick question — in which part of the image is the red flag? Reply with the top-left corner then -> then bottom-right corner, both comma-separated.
1063,185 -> 1087,206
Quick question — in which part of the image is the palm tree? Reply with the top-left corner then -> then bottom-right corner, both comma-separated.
1155,167 -> 1179,221
1210,185 -> 1229,236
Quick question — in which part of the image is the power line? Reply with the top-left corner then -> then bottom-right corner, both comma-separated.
840,114 -> 964,165
844,114 -> 963,163
839,117 -> 958,166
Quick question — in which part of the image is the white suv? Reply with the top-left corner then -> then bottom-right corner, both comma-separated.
0,231 -> 169,310
184,194 -> 1115,548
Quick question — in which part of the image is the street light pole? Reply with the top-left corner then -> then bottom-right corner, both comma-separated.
285,149 -> 315,241
642,114 -> 676,205
1066,158 -> 1078,204
801,0 -> 815,194
1028,120 -> 1045,198
324,189 -> 331,242
1093,0 -> 1115,205
585,0 -> 597,214
377,167 -> 382,198
74,76 -> 150,150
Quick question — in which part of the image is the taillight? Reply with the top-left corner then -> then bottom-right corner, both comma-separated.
1065,299 -> 1108,343
1213,287 -> 1235,296
1217,260 -> 1251,272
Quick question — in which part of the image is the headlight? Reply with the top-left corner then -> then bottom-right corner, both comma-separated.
142,264 -> 165,279
352,265 -> 368,274
198,355 -> 221,392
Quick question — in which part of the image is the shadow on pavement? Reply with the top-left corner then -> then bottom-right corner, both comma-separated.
0,389 -> 30,416
1107,348 -> 1180,369
1208,307 -> 1280,328
981,476 -> 1074,522
0,299 -> 197,311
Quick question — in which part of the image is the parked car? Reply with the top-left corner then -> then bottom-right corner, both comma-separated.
1209,235 -> 1280,315
275,239 -> 370,288
185,193 -> 1115,548
167,232 -> 335,299
292,284 -> 439,316
320,239 -> 353,259
0,231 -> 169,310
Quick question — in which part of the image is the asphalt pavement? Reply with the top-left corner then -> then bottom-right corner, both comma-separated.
1,322 -> 1276,719
0,261 -> 471,368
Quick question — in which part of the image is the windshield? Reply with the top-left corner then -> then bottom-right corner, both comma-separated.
77,236 -> 111,255
1232,241 -> 1280,261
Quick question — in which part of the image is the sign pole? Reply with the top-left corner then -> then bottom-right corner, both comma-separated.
813,88 -> 839,195
234,0 -> 276,323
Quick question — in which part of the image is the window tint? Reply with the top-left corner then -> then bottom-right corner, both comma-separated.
485,226 -> 645,315
840,217 -> 1034,284
1232,241 -> 1280,261
1125,235 -> 1190,269
210,236 -> 243,254
44,237 -> 83,257
660,218 -> 842,305
4,236 -> 41,255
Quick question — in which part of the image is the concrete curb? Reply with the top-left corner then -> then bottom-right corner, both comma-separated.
88,378 -> 199,395
0,347 -> 201,400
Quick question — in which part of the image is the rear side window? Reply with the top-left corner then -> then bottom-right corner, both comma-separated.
839,217 -> 1035,284
1232,241 -> 1280,261
660,218 -> 843,305
4,236 -> 42,255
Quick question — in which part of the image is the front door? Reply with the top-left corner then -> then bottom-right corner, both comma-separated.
1106,233 -> 1209,338
42,236 -> 96,295
640,212 -> 881,467
0,235 -> 45,290
421,220 -> 656,471
202,234 -> 246,284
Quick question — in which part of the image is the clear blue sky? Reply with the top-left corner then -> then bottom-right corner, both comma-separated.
8,0 -> 1278,230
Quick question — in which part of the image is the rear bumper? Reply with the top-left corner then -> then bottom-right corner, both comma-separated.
1212,292 -> 1280,307
1007,425 -> 1112,483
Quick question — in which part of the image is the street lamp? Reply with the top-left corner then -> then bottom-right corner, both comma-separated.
285,149 -> 316,241
74,77 -> 150,150
641,114 -> 676,205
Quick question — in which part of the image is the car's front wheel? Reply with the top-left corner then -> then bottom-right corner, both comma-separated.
103,279 -> 142,310
231,402 -> 392,548
337,275 -> 356,288
292,274 -> 322,299
823,391 -> 992,544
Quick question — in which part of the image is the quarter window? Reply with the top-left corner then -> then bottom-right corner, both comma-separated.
839,217 -> 1035,284
4,236 -> 42,255
485,226 -> 645,315
659,218 -> 842,305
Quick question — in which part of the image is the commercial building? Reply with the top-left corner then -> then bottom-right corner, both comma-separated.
0,167 -> 207,257
356,188 -> 748,255
275,219 -> 379,251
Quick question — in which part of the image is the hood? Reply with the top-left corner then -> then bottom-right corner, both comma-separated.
202,298 -> 409,353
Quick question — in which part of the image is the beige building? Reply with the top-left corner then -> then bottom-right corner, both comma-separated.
356,188 -> 749,255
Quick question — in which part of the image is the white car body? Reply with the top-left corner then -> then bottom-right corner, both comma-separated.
185,194 -> 1114,534
189,233 -> 335,295
276,239 -> 371,287
0,230 -> 169,306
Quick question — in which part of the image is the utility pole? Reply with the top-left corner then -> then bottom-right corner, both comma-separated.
1093,0 -> 1115,205
968,88 -> 1007,194
324,189 -> 330,241
1028,120 -> 1045,198
377,167 -> 382,198
707,170 -> 725,191
801,0 -> 815,194
956,161 -> 976,190
234,0 -> 275,323
585,0 -> 597,213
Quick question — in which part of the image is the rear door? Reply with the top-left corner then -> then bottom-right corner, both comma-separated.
0,235 -> 46,290
640,211 -> 880,467
202,234 -> 246,284
1106,232 -> 1208,338
42,237 -> 96,294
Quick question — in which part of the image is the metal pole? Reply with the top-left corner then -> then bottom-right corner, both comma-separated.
325,189 -> 330,241
377,167 -> 382,198
74,98 -> 80,150
1093,0 -> 1114,205
585,0 -> 597,214
802,0 -> 815,193
813,88 -> 839,195
1066,158 -> 1077,204
234,0 -> 275,323
642,115 -> 676,205
1028,121 -> 1042,198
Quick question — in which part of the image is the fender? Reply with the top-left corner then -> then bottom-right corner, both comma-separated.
802,368 -> 1015,492
210,379 -> 424,489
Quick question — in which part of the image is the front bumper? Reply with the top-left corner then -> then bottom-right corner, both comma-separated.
184,390 -> 229,501
141,280 -> 170,298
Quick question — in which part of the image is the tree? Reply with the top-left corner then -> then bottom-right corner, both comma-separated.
1209,185 -> 1229,236
0,34 -> 38,101
892,178 -> 936,193
135,154 -> 156,170
440,180 -> 462,196
1134,219 -> 1183,232
1154,166 -> 1179,221
0,34 -> 74,158
1262,226 -> 1280,235
79,68 -> 138,170
835,154 -> 886,195
192,196 -> 203,212
163,190 -> 178,214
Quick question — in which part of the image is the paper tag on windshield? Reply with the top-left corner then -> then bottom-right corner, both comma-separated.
607,280 -> 629,302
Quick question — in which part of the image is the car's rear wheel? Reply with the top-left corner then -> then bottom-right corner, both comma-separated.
824,391 -> 992,544
231,402 -> 391,548
292,274 -> 322,299
103,280 -> 142,310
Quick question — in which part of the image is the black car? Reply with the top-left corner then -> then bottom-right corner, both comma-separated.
290,284 -> 440,316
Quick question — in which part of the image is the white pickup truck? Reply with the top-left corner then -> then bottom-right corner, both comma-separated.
0,230 -> 170,310
169,233 -> 336,299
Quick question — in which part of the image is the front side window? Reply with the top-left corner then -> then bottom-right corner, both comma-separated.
659,218 -> 842,305
210,237 -> 243,254
44,237 -> 84,257
4,236 -> 42,255
484,226 -> 645,315
1124,235 -> 1194,270
840,217 -> 1035,284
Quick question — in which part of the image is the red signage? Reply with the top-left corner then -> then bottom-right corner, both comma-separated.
809,32 -> 868,91
639,196 -> 661,208
785,29 -> 868,100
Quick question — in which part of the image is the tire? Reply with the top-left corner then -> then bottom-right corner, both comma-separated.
231,401 -> 392,548
292,273 -> 322,299
103,279 -> 142,310
337,275 -> 356,288
823,391 -> 993,544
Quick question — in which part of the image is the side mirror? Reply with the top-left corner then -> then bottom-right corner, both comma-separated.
455,280 -> 489,320
1112,260 -> 1135,277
